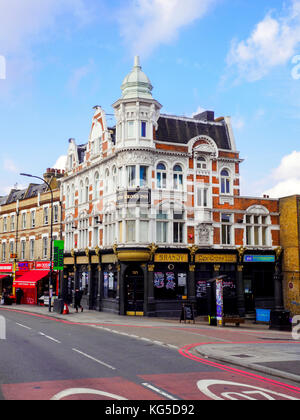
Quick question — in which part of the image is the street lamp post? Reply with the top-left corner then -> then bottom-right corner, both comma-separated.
20,173 -> 54,312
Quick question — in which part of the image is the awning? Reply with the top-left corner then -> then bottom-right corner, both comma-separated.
0,275 -> 9,280
13,271 -> 49,288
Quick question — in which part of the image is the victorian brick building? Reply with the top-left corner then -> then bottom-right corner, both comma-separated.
61,57 -> 282,318
0,169 -> 63,304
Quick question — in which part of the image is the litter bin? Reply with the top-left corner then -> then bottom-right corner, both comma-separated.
53,298 -> 64,314
269,309 -> 291,331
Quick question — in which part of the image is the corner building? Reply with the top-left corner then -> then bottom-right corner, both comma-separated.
61,57 -> 282,317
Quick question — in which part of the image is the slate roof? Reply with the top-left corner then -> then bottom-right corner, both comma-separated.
156,113 -> 231,150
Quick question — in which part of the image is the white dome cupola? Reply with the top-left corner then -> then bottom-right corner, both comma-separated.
121,56 -> 154,100
113,56 -> 162,150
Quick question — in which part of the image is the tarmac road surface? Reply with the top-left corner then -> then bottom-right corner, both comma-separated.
0,307 -> 300,401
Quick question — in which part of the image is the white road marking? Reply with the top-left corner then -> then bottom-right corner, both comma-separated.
142,383 -> 179,400
72,348 -> 116,370
16,323 -> 32,330
39,332 -> 61,344
51,388 -> 127,401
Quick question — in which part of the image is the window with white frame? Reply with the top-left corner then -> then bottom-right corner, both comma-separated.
173,209 -> 185,243
196,156 -> 207,170
9,241 -> 14,258
112,167 -> 117,192
246,213 -> 269,246
79,180 -> 84,203
127,165 -> 136,188
156,163 -> 167,189
29,239 -> 35,260
220,169 -> 231,195
126,220 -> 136,243
3,217 -> 7,233
2,242 -> 6,261
173,165 -> 183,191
85,178 -> 89,202
196,186 -> 209,207
42,237 -> 48,259
78,217 -> 89,249
105,169 -> 110,193
66,187 -> 70,209
65,221 -> 74,251
22,213 -> 27,230
53,205 -> 59,223
44,207 -> 49,225
31,210 -> 36,228
10,215 -> 15,231
94,172 -> 100,199
127,121 -> 135,138
21,240 -> 26,260
221,213 -> 232,245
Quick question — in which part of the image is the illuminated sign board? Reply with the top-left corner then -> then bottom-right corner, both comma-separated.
244,255 -> 275,263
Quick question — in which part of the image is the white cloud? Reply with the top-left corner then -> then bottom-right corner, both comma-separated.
53,155 -> 67,171
118,0 -> 217,56
67,60 -> 95,94
263,151 -> 300,198
226,0 -> 300,82
3,158 -> 18,173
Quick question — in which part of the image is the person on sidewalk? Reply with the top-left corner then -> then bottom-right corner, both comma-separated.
74,289 -> 83,313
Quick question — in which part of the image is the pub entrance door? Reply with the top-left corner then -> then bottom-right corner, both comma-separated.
125,265 -> 144,316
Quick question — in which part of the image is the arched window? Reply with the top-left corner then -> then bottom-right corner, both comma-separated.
71,184 -> 75,206
94,172 -> 99,199
156,163 -> 167,189
105,169 -> 110,193
220,169 -> 231,194
196,156 -> 207,170
112,167 -> 117,191
173,165 -> 183,190
79,180 -> 84,204
85,178 -> 89,202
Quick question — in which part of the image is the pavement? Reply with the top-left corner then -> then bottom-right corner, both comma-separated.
1,303 -> 300,384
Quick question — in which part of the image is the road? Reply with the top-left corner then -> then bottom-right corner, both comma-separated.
0,308 -> 300,401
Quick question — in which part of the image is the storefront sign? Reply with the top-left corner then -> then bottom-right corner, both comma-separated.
195,254 -> 237,263
35,261 -> 51,270
53,240 -> 64,271
244,255 -> 275,263
0,264 -> 12,272
117,189 -> 151,206
154,254 -> 188,263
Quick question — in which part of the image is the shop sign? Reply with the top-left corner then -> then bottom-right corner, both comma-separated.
117,189 -> 151,206
0,264 -> 12,272
195,254 -> 237,263
35,261 -> 51,270
244,255 -> 275,263
154,254 -> 188,263
53,240 -> 64,271
17,262 -> 34,271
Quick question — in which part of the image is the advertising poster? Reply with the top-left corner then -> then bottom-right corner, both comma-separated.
216,278 -> 224,327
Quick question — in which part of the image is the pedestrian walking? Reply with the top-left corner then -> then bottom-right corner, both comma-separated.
74,288 -> 83,313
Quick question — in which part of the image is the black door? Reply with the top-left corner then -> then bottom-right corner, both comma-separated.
125,266 -> 144,316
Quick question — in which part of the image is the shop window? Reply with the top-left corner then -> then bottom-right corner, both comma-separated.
154,271 -> 187,300
103,272 -> 117,299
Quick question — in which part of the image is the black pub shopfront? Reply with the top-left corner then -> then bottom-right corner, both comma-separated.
62,246 -> 284,318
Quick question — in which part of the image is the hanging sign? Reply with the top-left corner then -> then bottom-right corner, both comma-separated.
244,255 -> 275,263
53,240 -> 64,271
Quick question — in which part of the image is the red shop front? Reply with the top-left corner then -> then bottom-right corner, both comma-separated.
13,270 -> 50,305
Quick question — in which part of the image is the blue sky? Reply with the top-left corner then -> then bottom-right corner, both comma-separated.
1,0 -> 300,198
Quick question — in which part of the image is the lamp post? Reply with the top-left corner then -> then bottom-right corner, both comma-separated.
20,173 -> 54,312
